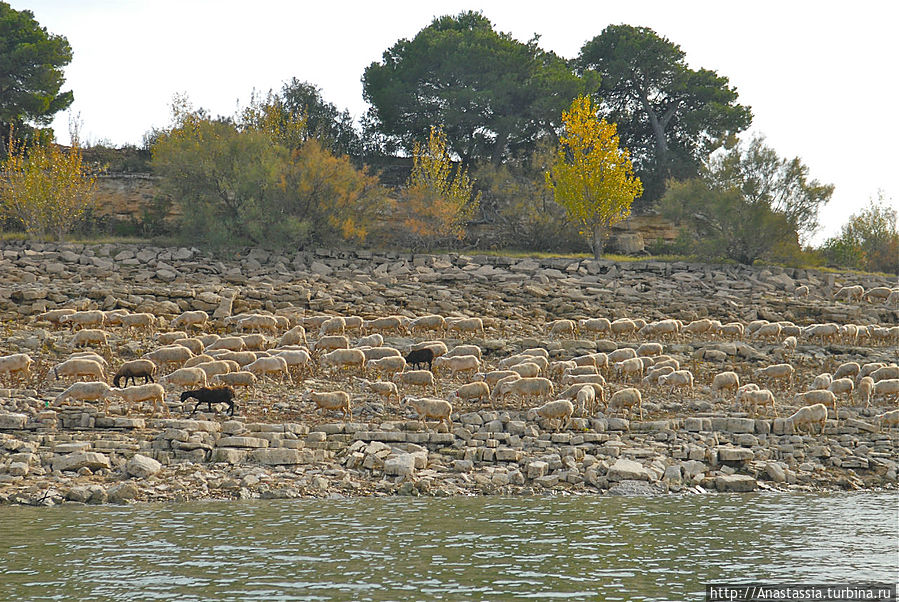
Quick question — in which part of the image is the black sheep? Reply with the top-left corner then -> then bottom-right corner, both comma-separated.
404,347 -> 435,371
182,387 -> 237,416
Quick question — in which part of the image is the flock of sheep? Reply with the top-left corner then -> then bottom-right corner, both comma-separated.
0,285 -> 897,438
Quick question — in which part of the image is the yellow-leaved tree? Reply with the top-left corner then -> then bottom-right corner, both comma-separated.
1,130 -> 98,241
397,126 -> 480,251
545,96 -> 642,259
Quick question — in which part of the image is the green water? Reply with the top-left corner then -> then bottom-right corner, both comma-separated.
1,492 -> 897,600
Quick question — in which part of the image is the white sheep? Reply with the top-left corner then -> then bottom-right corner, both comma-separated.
364,316 -> 408,335
360,347 -> 402,361
355,377 -> 399,404
320,348 -> 366,376
608,348 -> 638,363
493,377 -> 554,407
170,310 -> 208,330
711,371 -> 740,400
610,318 -> 637,339
409,314 -> 447,336
52,358 -> 105,382
160,367 -> 208,389
873,379 -> 899,403
304,389 -> 351,419
446,317 -> 485,338
479,370 -> 521,389
143,345 -> 195,368
273,349 -> 313,378
834,285 -> 864,302
658,370 -> 694,397
870,366 -> 899,383
313,335 -> 350,353
72,328 -> 109,348
874,409 -> 899,432
810,373 -> 833,391
527,399 -> 574,431
857,376 -> 875,407
608,387 -> 643,419
61,310 -> 106,330
547,319 -> 577,339
719,322 -> 744,339
443,344 -> 483,361
795,390 -> 837,418
343,316 -> 364,334
826,378 -> 854,399
550,360 -> 578,378
54,381 -> 113,412
172,337 -> 205,356
410,340 -> 448,357
279,325 -> 307,347
858,362 -> 887,382
636,342 -> 663,357
561,373 -> 607,387
433,355 -> 481,379
448,381 -> 490,404
35,308 -> 76,326
403,396 -> 452,431
184,354 -> 217,368
510,362 -> 541,378
192,360 -> 234,380
642,365 -> 675,387
355,333 -> 383,348
576,385 -> 597,417
319,316 -> 346,336
755,363 -> 795,389
110,383 -> 169,416
211,371 -> 258,394
794,285 -> 810,298
0,353 -> 34,384
784,403 -> 828,434
613,357 -> 644,382
205,336 -> 246,352
578,318 -> 611,335
751,322 -> 782,341
121,312 -> 157,332
367,355 -> 406,377
392,370 -> 438,394
741,388 -> 777,417
246,356 -> 291,384
833,361 -> 860,380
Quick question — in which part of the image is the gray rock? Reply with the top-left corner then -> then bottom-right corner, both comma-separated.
107,482 -> 139,503
0,413 -> 27,429
765,462 -> 786,483
607,479 -> 661,496
608,458 -> 651,481
715,474 -> 758,492
125,454 -> 162,478
52,452 -> 111,473
250,448 -> 311,466
384,453 -> 415,477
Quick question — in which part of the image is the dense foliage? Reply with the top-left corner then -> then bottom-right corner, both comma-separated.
821,195 -> 898,274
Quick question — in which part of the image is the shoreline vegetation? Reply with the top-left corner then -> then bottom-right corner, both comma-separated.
0,240 -> 896,506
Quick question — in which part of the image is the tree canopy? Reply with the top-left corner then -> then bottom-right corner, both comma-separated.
577,24 -> 752,202
363,11 -> 598,165
277,78 -> 362,158
0,2 -> 73,139
545,96 -> 643,259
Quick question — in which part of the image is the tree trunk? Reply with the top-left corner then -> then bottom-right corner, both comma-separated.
591,224 -> 605,260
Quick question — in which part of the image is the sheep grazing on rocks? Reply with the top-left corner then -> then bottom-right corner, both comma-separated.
403,396 -> 452,431
711,371 -> 740,400
156,331 -> 189,346
35,308 -> 76,326
305,390 -> 352,419
318,316 -> 346,336
72,328 -> 109,348
273,349 -> 313,379
562,373 -> 607,387
741,389 -> 778,418
448,381 -> 490,405
794,285 -> 810,298
356,333 -> 383,348
550,360 -> 578,378
608,387 -> 643,420
182,387 -> 236,416
364,316 -> 408,336
367,355 -> 406,378
755,363 -> 795,390
184,354 -> 217,368
493,377 -> 554,408
873,379 -> 899,403
826,378 -> 854,400
121,312 -> 157,332
144,345 -> 195,369
246,356 -> 291,384
360,347 -> 402,361
520,348 -> 549,359
237,314 -> 278,334
575,385 -> 598,417
192,360 -> 235,380
113,360 -> 157,388
404,347 -> 435,371
172,337 -> 205,356
54,381 -> 113,412
240,334 -> 270,352
608,348 -> 637,363
205,336 -> 246,352
658,370 -> 694,397
834,285 -> 864,302
160,367 -> 208,389
563,365 -> 598,378
411,340 -> 448,358
857,376 -> 875,407
870,365 -> 899,383
313,335 -> 350,354
0,353 -> 34,384
527,399 -> 574,431
719,322 -> 744,340
110,383 -> 169,416
210,371 -> 257,395
613,357 -> 644,383
446,317 -> 486,338
171,310 -> 208,330
509,362 -> 541,379
784,403 -> 828,434
547,319 -> 577,339
610,318 -> 637,339
637,343 -> 663,357
479,370 -> 521,389
354,377 -> 400,403
642,365 -> 674,387
321,348 -> 366,376
833,361 -> 860,380
279,325 -> 307,347
410,314 -> 447,336
795,389 -> 837,418
810,373 -> 833,391
751,322 -> 782,342
858,362 -> 887,382
61,310 -> 106,330
392,370 -> 438,394
52,358 -> 105,382
874,409 -> 899,432
578,318 -> 611,336
444,344 -> 483,361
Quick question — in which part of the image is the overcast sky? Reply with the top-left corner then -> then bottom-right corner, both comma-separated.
14,0 -> 899,244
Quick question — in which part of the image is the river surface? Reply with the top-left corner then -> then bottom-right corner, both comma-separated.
1,492 -> 897,601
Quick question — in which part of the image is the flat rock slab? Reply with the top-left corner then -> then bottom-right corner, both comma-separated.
715,474 -> 758,492
52,452 -> 111,473
608,458 -> 652,482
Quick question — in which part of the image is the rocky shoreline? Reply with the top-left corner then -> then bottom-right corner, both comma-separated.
0,241 -> 896,505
